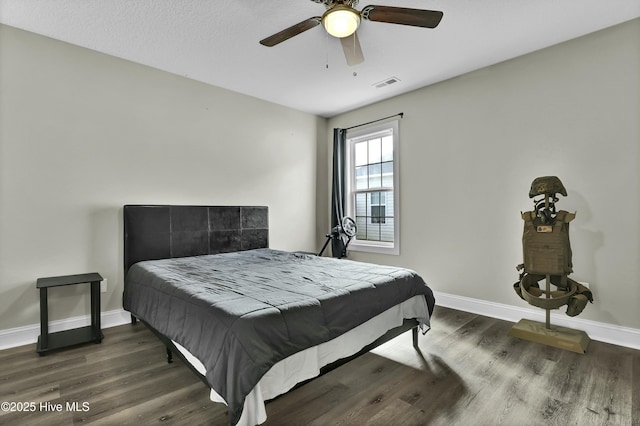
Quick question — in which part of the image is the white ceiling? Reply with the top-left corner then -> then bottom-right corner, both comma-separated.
1,0 -> 639,117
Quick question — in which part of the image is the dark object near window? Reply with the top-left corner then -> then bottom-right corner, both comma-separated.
371,206 -> 386,224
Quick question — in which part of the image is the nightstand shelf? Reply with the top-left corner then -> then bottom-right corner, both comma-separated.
36,272 -> 104,354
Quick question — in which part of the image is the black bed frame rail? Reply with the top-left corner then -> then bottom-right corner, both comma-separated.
141,318 -> 421,397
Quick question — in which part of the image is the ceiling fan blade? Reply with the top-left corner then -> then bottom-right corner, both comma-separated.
362,6 -> 443,29
340,32 -> 364,66
260,17 -> 322,47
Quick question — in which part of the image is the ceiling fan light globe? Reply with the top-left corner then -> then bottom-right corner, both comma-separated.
323,7 -> 360,38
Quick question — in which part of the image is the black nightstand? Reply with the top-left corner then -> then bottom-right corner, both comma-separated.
36,272 -> 104,354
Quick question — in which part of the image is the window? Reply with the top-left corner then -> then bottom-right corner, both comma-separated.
345,120 -> 399,255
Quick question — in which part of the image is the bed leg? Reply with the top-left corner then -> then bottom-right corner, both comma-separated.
166,347 -> 173,364
130,314 -> 137,325
412,327 -> 419,349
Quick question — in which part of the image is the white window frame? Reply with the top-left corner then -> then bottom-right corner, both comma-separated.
345,119 -> 400,255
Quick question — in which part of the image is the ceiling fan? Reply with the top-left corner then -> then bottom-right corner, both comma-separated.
259,0 -> 444,66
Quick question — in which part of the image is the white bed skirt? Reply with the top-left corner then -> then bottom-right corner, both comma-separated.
173,295 -> 430,426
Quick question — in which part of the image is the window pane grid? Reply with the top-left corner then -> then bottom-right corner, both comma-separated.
353,189 -> 393,243
353,139 -> 393,192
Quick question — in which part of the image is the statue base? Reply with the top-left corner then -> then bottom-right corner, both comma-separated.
508,319 -> 590,354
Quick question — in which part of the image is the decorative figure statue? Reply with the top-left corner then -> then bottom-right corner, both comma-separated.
509,176 -> 593,353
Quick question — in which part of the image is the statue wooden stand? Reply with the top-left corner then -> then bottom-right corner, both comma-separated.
508,281 -> 591,354
509,186 -> 591,354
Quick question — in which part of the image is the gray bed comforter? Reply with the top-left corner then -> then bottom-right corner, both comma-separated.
123,248 -> 434,425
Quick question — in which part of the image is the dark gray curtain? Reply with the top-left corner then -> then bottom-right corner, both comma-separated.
330,128 -> 347,257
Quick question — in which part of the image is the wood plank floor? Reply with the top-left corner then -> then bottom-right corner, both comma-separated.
1,306 -> 638,425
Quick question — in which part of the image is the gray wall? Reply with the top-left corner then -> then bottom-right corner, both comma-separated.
325,19 -> 640,329
1,19 -> 638,335
0,25 -> 323,330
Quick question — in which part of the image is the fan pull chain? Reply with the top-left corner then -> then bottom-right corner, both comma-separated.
325,31 -> 330,69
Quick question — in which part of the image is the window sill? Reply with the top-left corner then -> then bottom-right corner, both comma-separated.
348,241 -> 399,256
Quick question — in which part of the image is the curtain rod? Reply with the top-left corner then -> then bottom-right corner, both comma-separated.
343,112 -> 404,131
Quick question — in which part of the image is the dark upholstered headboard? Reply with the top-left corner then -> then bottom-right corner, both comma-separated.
123,205 -> 268,275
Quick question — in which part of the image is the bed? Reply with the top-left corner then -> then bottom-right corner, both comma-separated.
122,205 -> 435,425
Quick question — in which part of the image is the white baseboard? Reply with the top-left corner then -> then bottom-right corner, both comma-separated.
2,297 -> 639,351
433,291 -> 640,351
0,309 -> 131,351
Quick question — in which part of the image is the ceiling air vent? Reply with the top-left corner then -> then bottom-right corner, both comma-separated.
374,77 -> 400,88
